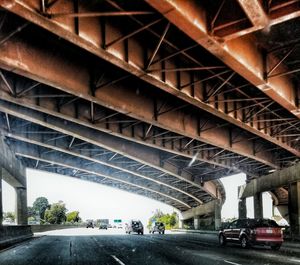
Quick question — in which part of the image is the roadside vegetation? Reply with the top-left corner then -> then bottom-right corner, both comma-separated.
147,209 -> 178,230
27,196 -> 82,225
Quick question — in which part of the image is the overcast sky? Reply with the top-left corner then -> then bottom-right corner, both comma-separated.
2,169 -> 272,224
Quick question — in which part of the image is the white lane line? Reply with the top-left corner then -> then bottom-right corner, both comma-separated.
111,255 -> 126,265
224,260 -> 242,265
289,259 -> 300,263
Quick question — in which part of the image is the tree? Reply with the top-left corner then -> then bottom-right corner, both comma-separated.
66,211 -> 81,223
33,197 -> 49,220
4,212 -> 15,222
44,201 -> 67,224
27,206 -> 36,219
148,209 -> 165,228
148,210 -> 179,230
169,212 -> 177,228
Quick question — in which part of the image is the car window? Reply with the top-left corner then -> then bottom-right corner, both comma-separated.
229,220 -> 238,229
236,219 -> 245,228
255,219 -> 279,228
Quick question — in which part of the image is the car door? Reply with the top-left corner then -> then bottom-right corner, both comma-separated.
224,220 -> 238,241
231,219 -> 243,241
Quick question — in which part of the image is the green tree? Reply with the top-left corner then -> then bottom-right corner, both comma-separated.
44,201 -> 67,224
148,210 -> 178,230
27,206 -> 36,219
33,197 -> 49,220
169,212 -> 177,228
4,212 -> 15,222
147,209 -> 165,228
66,211 -> 80,223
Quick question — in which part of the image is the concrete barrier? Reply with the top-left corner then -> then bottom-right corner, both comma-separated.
0,225 -> 33,248
31,224 -> 84,233
171,229 -> 218,235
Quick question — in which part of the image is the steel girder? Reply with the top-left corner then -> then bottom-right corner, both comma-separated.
0,100 -> 224,202
2,129 -> 207,206
146,0 -> 300,117
0,69 -> 283,177
0,25 -> 287,169
19,154 -> 191,210
9,140 -> 195,210
0,1 -> 299,164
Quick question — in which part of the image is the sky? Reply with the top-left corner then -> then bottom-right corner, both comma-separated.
2,169 -> 273,224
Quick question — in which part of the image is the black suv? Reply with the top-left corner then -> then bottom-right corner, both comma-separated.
219,218 -> 283,250
125,220 -> 144,235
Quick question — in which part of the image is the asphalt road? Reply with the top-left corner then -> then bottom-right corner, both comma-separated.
0,228 -> 300,265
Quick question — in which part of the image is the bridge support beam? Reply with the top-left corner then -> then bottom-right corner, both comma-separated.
238,198 -> 247,219
181,200 -> 222,230
254,192 -> 263,219
15,187 -> 27,225
275,205 -> 289,223
178,219 -> 183,229
193,216 -> 200,230
214,200 -> 222,230
0,134 -> 27,225
288,182 -> 300,237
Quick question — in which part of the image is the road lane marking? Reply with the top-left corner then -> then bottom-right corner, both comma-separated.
111,255 -> 126,265
224,260 -> 242,265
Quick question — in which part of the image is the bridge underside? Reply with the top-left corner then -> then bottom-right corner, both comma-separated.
0,0 -> 300,228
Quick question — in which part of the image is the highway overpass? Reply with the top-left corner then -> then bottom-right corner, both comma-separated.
0,0 -> 300,243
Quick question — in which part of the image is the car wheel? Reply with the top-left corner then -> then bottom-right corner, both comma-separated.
162,230 -> 165,234
271,244 -> 281,250
219,234 -> 226,246
128,231 -> 131,234
141,231 -> 144,235
240,236 -> 248,248
159,231 -> 161,234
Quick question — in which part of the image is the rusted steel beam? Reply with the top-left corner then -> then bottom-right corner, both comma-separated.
0,37 -> 282,168
146,21 -> 170,69
148,66 -> 226,73
267,45 -> 297,76
0,99 -> 222,199
0,70 -> 14,96
216,1 -> 300,40
45,11 -> 155,19
5,132 -> 203,205
0,21 -> 29,46
237,0 -> 269,29
105,17 -> 163,48
15,151 -> 192,209
1,1 -> 297,161
146,0 -> 300,118
0,89 -> 242,174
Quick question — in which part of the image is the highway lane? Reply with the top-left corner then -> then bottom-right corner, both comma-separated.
0,228 -> 299,265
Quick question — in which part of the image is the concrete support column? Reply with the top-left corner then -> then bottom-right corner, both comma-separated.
214,200 -> 221,230
178,219 -> 183,229
254,192 -> 263,219
194,216 -> 200,230
15,187 -> 27,225
0,169 -> 2,226
288,182 -> 300,236
238,198 -> 247,219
